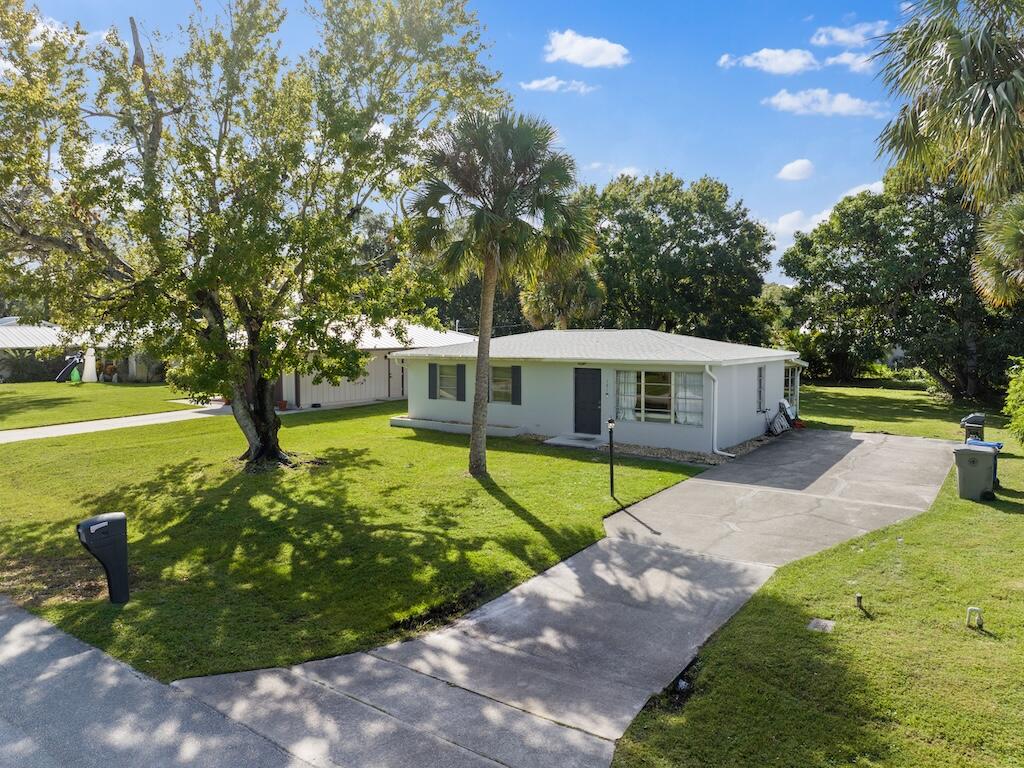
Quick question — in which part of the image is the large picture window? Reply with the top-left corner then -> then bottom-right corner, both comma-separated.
616,370 -> 703,426
490,366 -> 513,402
438,364 -> 459,400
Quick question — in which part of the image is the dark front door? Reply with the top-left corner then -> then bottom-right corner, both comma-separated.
574,368 -> 602,435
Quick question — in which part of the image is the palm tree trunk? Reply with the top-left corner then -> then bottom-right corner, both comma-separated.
469,252 -> 498,476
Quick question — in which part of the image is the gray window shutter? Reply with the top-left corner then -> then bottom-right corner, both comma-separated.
428,363 -> 438,400
456,364 -> 466,401
511,365 -> 522,405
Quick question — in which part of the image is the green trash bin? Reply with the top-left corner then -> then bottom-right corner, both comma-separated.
953,444 -> 996,500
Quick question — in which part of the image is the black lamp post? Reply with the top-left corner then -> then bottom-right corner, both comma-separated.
607,418 -> 616,498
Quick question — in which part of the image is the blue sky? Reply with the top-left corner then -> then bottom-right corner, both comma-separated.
39,0 -> 905,280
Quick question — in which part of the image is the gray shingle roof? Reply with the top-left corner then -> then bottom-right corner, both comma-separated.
346,323 -> 476,350
393,329 -> 797,366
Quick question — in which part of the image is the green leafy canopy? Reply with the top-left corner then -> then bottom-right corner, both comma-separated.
0,0 -> 501,457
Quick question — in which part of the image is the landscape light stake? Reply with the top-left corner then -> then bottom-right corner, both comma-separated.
608,418 -> 616,498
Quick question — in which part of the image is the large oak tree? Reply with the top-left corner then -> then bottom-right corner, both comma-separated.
593,173 -> 772,344
0,0 -> 499,467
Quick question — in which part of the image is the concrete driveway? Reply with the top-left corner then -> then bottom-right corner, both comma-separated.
4,429 -> 954,767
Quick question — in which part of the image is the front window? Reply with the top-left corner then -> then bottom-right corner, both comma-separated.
438,364 -> 458,400
784,366 -> 799,409
616,370 -> 703,426
675,372 -> 704,426
490,366 -> 512,402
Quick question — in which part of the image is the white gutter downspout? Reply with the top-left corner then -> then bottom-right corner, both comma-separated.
705,364 -> 735,458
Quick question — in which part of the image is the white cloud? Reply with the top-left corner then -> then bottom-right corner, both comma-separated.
520,75 -> 597,94
825,51 -> 874,73
768,179 -> 884,252
841,180 -> 884,197
763,88 -> 886,118
776,158 -> 815,181
585,161 -> 641,178
810,21 -> 888,47
29,16 -> 108,49
544,29 -> 630,68
769,208 -> 830,240
718,48 -> 819,75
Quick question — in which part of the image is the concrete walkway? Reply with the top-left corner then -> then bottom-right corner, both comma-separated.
0,597 -> 307,768
172,429 -> 954,768
0,405 -> 230,444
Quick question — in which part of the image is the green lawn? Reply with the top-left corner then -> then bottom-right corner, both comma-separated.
0,381 -> 195,430
798,382 -> 1004,440
0,402 -> 692,681
614,383 -> 1024,768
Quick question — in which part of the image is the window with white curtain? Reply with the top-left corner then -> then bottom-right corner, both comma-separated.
616,370 -> 639,421
675,372 -> 703,426
616,370 -> 703,426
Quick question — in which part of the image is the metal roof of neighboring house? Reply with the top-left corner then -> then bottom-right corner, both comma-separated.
0,318 -> 63,350
393,328 -> 798,366
352,322 -> 477,350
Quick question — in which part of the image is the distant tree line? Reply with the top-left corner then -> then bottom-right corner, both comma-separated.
779,171 -> 1024,399
429,171 -> 775,345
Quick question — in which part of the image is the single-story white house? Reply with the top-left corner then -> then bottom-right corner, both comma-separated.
278,323 -> 476,409
390,329 -> 803,455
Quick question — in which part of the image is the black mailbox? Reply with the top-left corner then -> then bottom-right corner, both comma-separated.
76,513 -> 129,604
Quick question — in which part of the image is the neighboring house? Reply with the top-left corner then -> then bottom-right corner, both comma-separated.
0,317 -> 65,381
279,323 -> 476,409
391,329 -> 803,455
0,316 -> 160,383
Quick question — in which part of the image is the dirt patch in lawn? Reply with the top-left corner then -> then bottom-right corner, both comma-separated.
0,554 -> 109,607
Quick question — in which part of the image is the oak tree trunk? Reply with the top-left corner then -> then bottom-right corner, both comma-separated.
469,253 -> 498,477
231,375 -> 287,469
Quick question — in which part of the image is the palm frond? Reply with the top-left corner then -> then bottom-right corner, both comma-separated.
976,194 -> 1024,304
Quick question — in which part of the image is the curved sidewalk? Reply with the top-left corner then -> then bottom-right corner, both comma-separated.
0,405 -> 230,444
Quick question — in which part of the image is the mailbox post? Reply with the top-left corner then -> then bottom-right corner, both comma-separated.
607,418 -> 616,498
76,513 -> 129,604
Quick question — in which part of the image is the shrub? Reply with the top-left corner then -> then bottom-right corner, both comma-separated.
1004,357 -> 1024,443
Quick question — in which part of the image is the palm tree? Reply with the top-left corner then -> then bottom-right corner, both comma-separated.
520,258 -> 605,330
878,0 -> 1024,304
410,111 -> 592,476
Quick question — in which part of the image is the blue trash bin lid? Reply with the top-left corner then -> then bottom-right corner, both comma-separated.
967,438 -> 1004,450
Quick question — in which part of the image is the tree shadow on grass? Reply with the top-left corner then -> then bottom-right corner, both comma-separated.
615,592 -> 893,768
2,440 -> 602,681
0,392 -> 76,425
